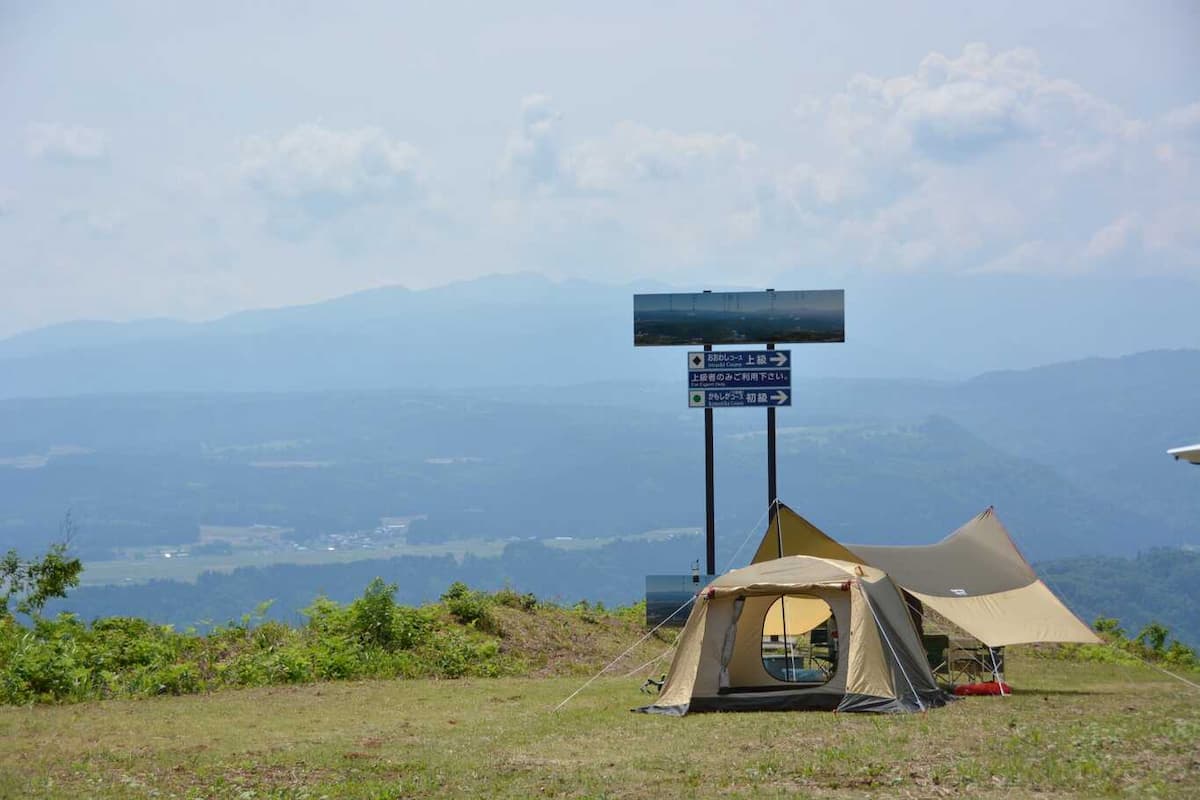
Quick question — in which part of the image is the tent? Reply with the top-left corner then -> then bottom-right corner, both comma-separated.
750,504 -> 1100,648
637,555 -> 951,715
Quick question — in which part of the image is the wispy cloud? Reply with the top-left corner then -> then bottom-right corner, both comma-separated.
240,124 -> 424,217
26,123 -> 108,163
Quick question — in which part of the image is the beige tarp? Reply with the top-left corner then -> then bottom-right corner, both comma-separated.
751,504 -> 1100,647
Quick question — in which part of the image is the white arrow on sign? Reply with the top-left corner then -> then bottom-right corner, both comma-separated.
770,352 -> 788,367
771,390 -> 789,405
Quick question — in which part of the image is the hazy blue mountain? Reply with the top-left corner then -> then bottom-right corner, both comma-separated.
1038,548 -> 1200,650
0,318 -> 195,359
5,272 -> 1198,397
2,352 -> 1195,564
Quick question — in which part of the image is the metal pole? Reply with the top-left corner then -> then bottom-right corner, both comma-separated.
766,342 -> 777,510
700,288 -> 716,577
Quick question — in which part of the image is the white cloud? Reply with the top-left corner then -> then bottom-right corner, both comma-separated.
240,124 -> 423,216
825,44 -> 1137,165
562,122 -> 752,191
57,207 -> 125,239
498,96 -> 752,195
757,44 -> 1199,277
1084,215 -> 1139,262
498,94 -> 562,190
492,96 -> 760,275
1162,102 -> 1200,135
26,123 -> 108,162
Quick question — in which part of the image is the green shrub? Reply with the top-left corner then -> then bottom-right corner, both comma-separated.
1,615 -> 92,703
1036,617 -> 1198,670
0,580 -> 588,705
494,587 -> 538,612
572,600 -> 600,625
393,605 -> 435,650
310,638 -> 362,680
133,663 -> 201,696
352,578 -> 401,649
440,582 -> 497,634
263,645 -> 314,684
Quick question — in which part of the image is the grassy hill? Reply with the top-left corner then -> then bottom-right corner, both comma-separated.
1,654 -> 1198,798
4,578 -> 1200,798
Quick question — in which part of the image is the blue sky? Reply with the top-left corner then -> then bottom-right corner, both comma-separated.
2,1 -> 1198,337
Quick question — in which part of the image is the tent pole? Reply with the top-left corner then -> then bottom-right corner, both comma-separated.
772,505 -> 796,679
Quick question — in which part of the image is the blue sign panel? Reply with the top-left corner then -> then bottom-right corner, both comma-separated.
689,389 -> 791,408
689,369 -> 790,390
687,350 -> 790,370
686,350 -> 791,407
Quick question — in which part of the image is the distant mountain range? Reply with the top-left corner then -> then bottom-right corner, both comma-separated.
1,349 -> 1197,565
3,272 -> 1200,395
5,272 -> 1197,634
2,271 -> 1197,579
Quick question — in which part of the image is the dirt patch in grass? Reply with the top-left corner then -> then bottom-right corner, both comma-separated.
490,604 -> 674,677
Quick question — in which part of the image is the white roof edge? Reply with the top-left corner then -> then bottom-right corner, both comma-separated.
1167,443 -> 1200,464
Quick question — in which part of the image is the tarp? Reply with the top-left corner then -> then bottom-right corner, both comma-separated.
751,504 -> 1100,648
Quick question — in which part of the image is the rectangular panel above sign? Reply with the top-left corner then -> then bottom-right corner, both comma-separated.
634,290 -> 844,346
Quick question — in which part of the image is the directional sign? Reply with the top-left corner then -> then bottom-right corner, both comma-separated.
689,389 -> 791,408
689,369 -> 791,390
688,350 -> 790,370
687,350 -> 791,408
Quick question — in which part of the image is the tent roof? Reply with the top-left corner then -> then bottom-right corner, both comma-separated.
709,555 -> 884,595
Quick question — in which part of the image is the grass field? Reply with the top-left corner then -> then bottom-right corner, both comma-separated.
1,654 -> 1197,799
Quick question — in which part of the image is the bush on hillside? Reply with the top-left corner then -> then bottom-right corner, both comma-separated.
493,586 -> 538,612
0,579 -> 524,705
440,581 -> 499,634
1036,617 -> 1198,670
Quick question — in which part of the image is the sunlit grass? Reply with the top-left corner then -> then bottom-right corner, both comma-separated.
1,654 -> 1197,798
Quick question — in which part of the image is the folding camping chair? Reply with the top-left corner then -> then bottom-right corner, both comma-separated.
947,640 -> 988,683
922,634 -> 950,678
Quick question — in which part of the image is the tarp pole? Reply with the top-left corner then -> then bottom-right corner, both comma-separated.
988,647 -> 1007,696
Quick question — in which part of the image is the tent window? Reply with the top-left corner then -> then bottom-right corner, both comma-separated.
761,595 -> 837,684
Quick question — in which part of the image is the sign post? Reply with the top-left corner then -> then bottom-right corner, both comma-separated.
634,289 -> 844,582
703,344 -> 715,576
767,343 -> 777,510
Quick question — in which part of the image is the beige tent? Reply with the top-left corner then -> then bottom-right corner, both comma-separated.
751,504 -> 1100,648
637,555 -> 950,715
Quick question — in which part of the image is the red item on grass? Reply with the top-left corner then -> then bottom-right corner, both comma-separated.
953,681 -> 1012,696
